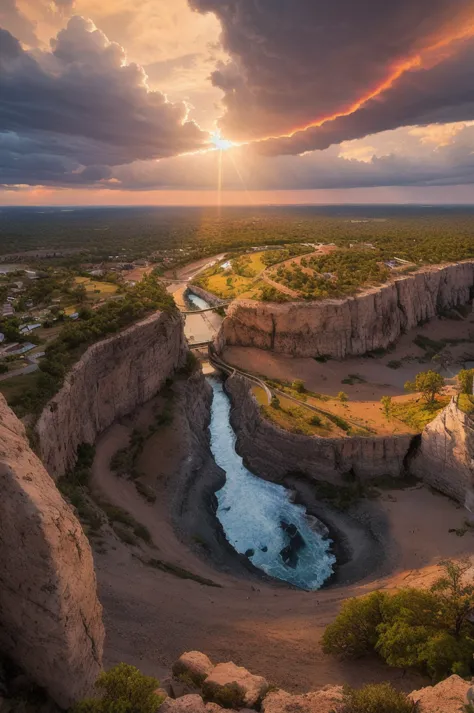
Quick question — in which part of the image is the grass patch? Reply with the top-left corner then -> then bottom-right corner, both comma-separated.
341,373 -> 366,385
99,502 -> 152,544
413,334 -> 445,354
142,557 -> 221,587
391,396 -> 449,431
458,393 -> 474,415
0,371 -> 40,405
311,478 -> 368,511
387,360 -> 402,369
261,399 -> 334,436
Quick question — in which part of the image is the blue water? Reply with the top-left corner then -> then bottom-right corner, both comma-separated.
187,292 -> 209,310
208,377 -> 336,590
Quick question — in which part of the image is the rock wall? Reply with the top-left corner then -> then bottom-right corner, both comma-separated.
225,375 -> 412,482
0,395 -> 104,709
36,310 -> 187,478
186,285 -> 227,308
411,397 -> 474,505
218,261 -> 474,357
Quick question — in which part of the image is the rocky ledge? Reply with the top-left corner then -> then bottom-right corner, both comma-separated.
160,650 -> 470,712
36,310 -> 187,478
412,396 -> 474,507
225,374 -> 412,481
0,394 -> 104,709
217,261 -> 474,358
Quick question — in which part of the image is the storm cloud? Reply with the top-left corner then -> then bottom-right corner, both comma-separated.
0,15 -> 210,185
190,0 -> 474,150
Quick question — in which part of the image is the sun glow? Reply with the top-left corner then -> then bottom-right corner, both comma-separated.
211,132 -> 235,151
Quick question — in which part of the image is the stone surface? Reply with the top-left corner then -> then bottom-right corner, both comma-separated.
202,662 -> 269,709
160,694 -> 208,712
262,686 -> 343,713
226,375 -> 412,481
172,651 -> 214,685
36,310 -> 187,478
412,397 -> 474,505
410,675 -> 470,712
217,262 -> 474,358
0,395 -> 104,709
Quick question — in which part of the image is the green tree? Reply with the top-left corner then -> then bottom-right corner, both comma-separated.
338,391 -> 348,403
270,394 -> 280,409
73,663 -> 164,713
381,396 -> 392,418
458,369 -> 474,395
431,559 -> 474,637
322,591 -> 386,659
404,370 -> 445,403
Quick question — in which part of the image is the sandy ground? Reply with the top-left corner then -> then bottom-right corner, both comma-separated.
92,389 -> 474,694
223,313 -> 474,435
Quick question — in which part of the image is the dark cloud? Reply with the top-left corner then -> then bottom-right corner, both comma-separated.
190,0 -> 474,146
0,16 -> 210,185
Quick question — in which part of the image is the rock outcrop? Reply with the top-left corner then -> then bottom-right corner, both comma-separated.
411,397 -> 474,505
410,674 -> 470,712
36,310 -> 187,478
202,662 -> 269,709
218,261 -> 474,357
262,686 -> 343,713
0,394 -> 104,709
225,375 -> 412,482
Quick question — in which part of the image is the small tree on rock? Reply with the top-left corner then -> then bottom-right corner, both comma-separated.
404,370 -> 445,404
338,391 -> 348,403
292,379 -> 305,393
458,369 -> 474,395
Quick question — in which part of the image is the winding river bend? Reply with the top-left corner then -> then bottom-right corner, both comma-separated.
208,377 -> 336,590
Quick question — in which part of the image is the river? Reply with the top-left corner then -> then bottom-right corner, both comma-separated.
208,376 -> 336,590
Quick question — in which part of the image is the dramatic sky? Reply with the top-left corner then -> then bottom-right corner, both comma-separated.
2,0 -> 474,204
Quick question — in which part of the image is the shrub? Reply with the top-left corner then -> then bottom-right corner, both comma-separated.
270,395 -> 280,409
338,391 -> 348,402
292,379 -> 306,393
387,360 -> 402,369
308,414 -> 322,426
323,560 -> 474,681
73,663 -> 164,713
322,591 -> 386,659
339,683 -> 415,713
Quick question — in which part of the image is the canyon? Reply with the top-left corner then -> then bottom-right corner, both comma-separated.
1,266 -> 474,709
218,261 -> 474,358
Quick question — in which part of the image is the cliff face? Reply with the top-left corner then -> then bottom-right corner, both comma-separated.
225,375 -> 412,482
36,310 -> 187,478
0,394 -> 104,709
411,397 -> 474,506
218,262 -> 474,357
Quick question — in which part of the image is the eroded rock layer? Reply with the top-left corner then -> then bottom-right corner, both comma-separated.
0,395 -> 104,709
412,397 -> 474,505
225,375 -> 412,481
36,310 -> 187,478
218,262 -> 474,357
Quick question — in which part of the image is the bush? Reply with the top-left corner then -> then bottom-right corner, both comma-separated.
381,396 -> 392,418
292,379 -> 305,393
338,391 -> 348,402
459,369 -> 474,395
73,663 -> 165,713
323,560 -> 474,681
322,591 -> 386,659
339,683 -> 415,713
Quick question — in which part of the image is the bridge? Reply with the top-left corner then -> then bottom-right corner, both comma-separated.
181,301 -> 231,315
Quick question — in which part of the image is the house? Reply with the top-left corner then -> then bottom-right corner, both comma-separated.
25,270 -> 38,279
69,312 -> 79,320
0,333 -> 4,343
2,303 -> 14,316
19,324 -> 41,335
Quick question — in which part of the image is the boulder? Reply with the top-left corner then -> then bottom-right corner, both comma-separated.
172,651 -> 214,686
410,675 -> 470,713
262,686 -> 343,713
203,662 -> 268,709
160,694 -> 208,712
